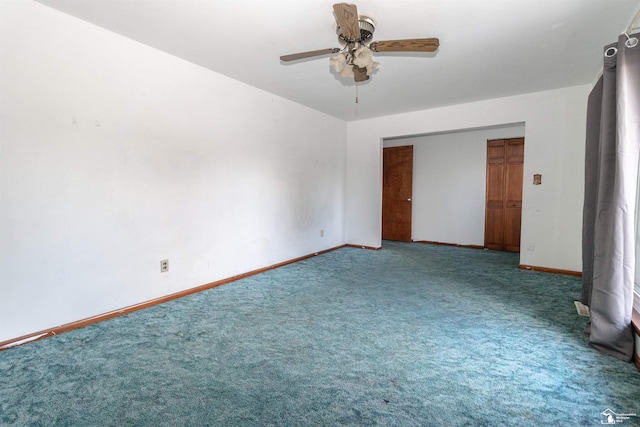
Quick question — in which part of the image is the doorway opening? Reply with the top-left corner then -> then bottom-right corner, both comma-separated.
382,123 -> 525,247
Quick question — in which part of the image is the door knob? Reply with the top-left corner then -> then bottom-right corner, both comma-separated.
406,198 -> 412,201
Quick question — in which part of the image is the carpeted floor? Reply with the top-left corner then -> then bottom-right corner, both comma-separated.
1,242 -> 639,426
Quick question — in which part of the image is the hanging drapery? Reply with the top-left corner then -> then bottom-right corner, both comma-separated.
581,32 -> 640,362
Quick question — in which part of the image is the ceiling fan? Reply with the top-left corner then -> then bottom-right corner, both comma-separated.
280,2 -> 440,83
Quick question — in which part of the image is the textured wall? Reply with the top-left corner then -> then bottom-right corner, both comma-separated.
0,1 -> 346,342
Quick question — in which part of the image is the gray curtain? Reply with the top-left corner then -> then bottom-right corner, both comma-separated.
581,32 -> 640,362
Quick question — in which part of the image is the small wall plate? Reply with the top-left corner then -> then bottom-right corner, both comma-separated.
533,174 -> 542,185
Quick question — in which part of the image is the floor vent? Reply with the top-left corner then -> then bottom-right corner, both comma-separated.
574,300 -> 590,317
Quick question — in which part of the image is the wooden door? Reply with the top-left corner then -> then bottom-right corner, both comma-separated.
382,146 -> 413,242
484,138 -> 524,252
485,141 -> 506,250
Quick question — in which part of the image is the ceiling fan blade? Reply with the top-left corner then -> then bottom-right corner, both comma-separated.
280,48 -> 341,62
333,3 -> 360,40
369,38 -> 440,53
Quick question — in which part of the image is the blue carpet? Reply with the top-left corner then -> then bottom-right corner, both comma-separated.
1,242 -> 639,426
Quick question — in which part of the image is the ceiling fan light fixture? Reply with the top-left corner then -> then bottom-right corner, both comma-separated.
330,46 -> 377,79
330,53 -> 348,73
330,53 -> 356,78
340,65 -> 356,79
352,45 -> 378,75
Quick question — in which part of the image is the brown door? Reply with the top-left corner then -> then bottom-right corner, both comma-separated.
382,146 -> 413,242
484,138 -> 524,252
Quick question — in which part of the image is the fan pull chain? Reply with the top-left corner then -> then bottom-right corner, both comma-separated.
355,84 -> 359,103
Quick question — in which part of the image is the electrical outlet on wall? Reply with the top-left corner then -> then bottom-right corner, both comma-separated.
160,259 -> 169,273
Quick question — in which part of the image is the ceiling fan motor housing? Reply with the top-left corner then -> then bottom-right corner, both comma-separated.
338,16 -> 375,43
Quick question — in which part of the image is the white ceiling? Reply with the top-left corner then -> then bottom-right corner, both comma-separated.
36,0 -> 640,121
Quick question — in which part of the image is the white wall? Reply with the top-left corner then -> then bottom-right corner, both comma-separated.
384,124 -> 526,246
0,1 -> 346,342
345,86 -> 589,272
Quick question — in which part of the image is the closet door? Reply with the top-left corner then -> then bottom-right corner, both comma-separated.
503,139 -> 524,252
484,138 -> 524,252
